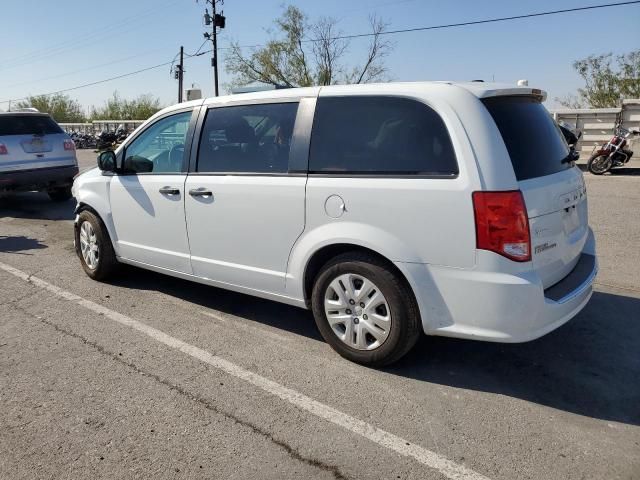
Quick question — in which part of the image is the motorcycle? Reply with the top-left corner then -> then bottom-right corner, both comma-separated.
70,131 -> 97,150
96,130 -> 119,150
587,125 -> 640,175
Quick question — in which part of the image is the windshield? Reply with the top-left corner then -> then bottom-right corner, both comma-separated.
482,96 -> 570,181
0,114 -> 64,136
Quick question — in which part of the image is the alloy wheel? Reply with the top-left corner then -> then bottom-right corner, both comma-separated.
79,221 -> 100,269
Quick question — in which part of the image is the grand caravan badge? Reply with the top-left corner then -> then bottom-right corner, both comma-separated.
534,242 -> 558,254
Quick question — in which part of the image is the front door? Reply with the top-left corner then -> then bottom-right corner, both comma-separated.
184,102 -> 306,294
110,110 -> 194,273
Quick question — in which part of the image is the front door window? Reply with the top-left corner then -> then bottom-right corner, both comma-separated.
124,112 -> 192,174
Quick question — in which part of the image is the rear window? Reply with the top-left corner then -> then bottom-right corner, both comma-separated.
0,115 -> 63,136
482,96 -> 570,181
309,96 -> 458,176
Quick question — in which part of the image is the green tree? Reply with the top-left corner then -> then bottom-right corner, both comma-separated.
558,50 -> 640,108
226,5 -> 393,88
90,92 -> 162,120
15,93 -> 86,122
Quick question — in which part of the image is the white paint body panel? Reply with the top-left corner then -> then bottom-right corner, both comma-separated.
184,175 -> 306,293
109,174 -> 191,273
73,81 -> 597,345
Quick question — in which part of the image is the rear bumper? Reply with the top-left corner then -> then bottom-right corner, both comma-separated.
400,228 -> 598,342
0,165 -> 79,192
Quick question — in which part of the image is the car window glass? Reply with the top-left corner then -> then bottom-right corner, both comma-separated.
482,96 -> 570,181
0,115 -> 63,135
124,111 -> 192,174
197,103 -> 299,173
309,96 -> 458,175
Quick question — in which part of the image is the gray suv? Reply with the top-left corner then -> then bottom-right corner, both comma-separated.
0,111 -> 78,201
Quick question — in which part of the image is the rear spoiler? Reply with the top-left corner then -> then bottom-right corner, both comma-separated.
477,88 -> 547,102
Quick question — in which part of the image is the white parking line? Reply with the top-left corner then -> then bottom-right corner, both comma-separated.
0,261 -> 491,480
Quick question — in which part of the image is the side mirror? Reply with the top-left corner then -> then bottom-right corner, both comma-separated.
97,150 -> 116,172
123,155 -> 153,173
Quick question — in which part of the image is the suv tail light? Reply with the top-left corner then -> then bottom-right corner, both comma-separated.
64,139 -> 75,151
472,190 -> 531,262
0,143 -> 7,155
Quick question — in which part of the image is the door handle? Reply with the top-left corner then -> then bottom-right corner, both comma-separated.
189,188 -> 213,198
159,186 -> 180,195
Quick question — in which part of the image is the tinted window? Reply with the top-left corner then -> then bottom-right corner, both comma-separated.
309,96 -> 458,175
0,115 -> 63,136
124,111 -> 192,173
482,96 -> 570,181
197,103 -> 299,173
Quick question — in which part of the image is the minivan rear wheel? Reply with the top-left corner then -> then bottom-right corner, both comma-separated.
75,210 -> 118,281
311,252 -> 421,366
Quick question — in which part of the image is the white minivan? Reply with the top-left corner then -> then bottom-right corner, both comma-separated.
72,82 -> 597,366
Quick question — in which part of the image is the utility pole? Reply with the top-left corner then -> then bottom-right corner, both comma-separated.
178,46 -> 184,103
203,1 -> 225,97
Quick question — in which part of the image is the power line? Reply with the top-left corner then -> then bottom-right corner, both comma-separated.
2,1 -> 638,104
323,1 -> 640,41
0,0 -> 182,71
1,49 -> 169,90
186,39 -> 210,57
0,60 -> 174,105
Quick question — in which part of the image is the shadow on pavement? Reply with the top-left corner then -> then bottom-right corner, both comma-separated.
0,235 -> 48,253
0,192 -> 75,221
110,266 -> 324,342
387,290 -> 640,426
579,164 -> 640,176
608,167 -> 640,176
112,266 -> 639,425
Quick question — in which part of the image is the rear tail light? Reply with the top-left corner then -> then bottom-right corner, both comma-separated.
472,190 -> 531,262
0,143 -> 7,155
64,139 -> 75,151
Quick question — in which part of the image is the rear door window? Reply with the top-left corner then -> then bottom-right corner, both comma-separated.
197,102 -> 299,174
0,115 -> 63,136
309,96 -> 458,176
482,96 -> 570,181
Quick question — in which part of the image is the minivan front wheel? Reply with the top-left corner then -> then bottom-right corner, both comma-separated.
75,210 -> 118,281
311,252 -> 421,366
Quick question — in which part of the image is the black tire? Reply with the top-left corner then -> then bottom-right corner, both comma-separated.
47,186 -> 73,202
75,210 -> 119,281
311,252 -> 421,366
587,153 -> 612,175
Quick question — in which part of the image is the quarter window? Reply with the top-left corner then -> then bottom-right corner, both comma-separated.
123,111 -> 192,174
197,103 -> 299,173
309,96 -> 458,175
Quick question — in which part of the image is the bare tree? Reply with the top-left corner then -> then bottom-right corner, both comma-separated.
225,6 -> 393,88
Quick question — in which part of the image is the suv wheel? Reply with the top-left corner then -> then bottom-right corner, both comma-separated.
75,210 -> 118,280
311,252 -> 421,366
47,186 -> 73,202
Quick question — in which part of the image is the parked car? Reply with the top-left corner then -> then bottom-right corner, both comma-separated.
72,82 -> 597,366
0,111 -> 78,201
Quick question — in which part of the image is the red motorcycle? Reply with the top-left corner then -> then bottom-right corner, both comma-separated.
587,125 -> 639,175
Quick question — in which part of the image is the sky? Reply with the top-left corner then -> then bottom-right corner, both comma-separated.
0,0 -> 639,112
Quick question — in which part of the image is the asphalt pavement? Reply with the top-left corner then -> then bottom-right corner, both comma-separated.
0,150 -> 638,480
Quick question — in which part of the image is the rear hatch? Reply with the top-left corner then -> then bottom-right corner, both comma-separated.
0,114 -> 76,173
483,96 -> 588,288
